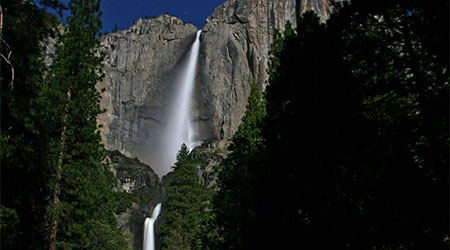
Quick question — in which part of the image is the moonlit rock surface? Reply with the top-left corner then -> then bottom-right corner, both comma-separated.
143,203 -> 162,250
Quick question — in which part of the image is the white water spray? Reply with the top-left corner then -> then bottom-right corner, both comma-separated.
143,203 -> 162,250
156,30 -> 202,177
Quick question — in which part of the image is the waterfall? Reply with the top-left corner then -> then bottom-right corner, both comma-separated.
142,30 -> 201,250
156,30 -> 202,177
143,203 -> 162,250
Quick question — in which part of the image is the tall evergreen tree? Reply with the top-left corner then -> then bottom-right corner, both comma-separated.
1,1 -> 61,249
261,14 -> 367,248
43,0 -> 128,249
330,1 -> 449,247
159,144 -> 210,250
212,82 -> 266,249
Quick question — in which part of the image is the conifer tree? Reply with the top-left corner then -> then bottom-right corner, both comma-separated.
1,1 -> 61,249
159,144 -> 210,250
44,0 -> 129,249
212,82 -> 266,249
331,1 -> 449,248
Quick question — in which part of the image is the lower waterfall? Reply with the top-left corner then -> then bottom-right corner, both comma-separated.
143,203 -> 162,250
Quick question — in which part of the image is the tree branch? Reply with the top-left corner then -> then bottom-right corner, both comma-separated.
0,51 -> 14,89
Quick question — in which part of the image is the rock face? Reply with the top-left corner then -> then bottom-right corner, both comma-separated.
191,142 -> 228,188
194,0 -> 331,146
98,0 -> 330,166
107,150 -> 163,250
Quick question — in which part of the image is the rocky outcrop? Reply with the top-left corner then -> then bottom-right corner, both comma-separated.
107,150 -> 163,250
191,142 -> 228,188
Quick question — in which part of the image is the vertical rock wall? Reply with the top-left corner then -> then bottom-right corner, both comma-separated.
193,0 -> 331,146
97,15 -> 198,166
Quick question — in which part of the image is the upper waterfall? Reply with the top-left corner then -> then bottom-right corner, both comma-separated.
157,30 -> 202,177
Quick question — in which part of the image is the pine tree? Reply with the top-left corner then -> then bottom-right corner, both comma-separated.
212,81 -> 266,249
44,0 -> 129,249
159,144 -> 210,250
260,14 -> 364,248
330,1 -> 449,248
1,1 -> 61,249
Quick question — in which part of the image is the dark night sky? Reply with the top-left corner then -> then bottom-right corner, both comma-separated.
54,0 -> 228,32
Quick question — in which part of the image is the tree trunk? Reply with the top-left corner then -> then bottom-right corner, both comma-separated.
49,90 -> 71,250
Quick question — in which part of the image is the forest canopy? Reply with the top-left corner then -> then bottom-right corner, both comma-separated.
1,0 -> 129,249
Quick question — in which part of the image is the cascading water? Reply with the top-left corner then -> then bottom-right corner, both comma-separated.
143,203 -> 162,250
156,30 -> 202,177
143,30 -> 202,249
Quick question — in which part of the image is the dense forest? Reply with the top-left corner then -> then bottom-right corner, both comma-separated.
1,0 -> 129,249
1,0 -> 448,249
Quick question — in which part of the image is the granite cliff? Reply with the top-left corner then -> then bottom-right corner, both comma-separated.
97,0 -> 331,175
196,0 -> 331,146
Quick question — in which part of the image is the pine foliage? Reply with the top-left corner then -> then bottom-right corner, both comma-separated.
44,0 -> 128,248
1,1 -> 61,249
212,1 -> 448,249
212,82 -> 266,249
1,0 -> 130,249
159,144 -> 211,250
